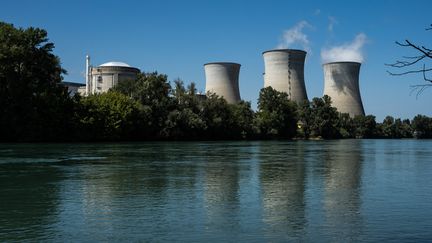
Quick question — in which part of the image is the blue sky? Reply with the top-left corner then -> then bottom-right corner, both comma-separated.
2,0 -> 432,120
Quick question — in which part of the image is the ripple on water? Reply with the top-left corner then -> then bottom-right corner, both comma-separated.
0,140 -> 431,242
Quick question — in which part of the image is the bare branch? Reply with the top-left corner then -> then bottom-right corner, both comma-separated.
388,24 -> 432,97
402,55 -> 425,59
395,40 -> 411,47
387,67 -> 432,76
405,40 -> 432,58
394,40 -> 432,59
410,84 -> 432,99
421,45 -> 432,52
386,55 -> 427,68
422,64 -> 432,82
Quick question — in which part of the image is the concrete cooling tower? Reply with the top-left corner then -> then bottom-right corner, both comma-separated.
323,62 -> 365,117
204,62 -> 241,104
263,49 -> 308,102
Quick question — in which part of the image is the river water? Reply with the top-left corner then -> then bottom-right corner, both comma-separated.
0,140 -> 431,242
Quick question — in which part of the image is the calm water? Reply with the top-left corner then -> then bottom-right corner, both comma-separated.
0,140 -> 431,242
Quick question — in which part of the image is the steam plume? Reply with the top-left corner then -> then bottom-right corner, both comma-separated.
321,33 -> 367,63
277,21 -> 311,52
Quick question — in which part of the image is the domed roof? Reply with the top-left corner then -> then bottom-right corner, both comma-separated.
99,61 -> 132,67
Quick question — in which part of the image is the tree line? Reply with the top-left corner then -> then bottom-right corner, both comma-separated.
1,21 -> 432,142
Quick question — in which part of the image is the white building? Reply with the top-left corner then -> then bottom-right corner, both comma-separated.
81,55 -> 140,96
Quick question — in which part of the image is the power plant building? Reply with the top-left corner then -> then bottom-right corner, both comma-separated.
82,55 -> 140,95
263,49 -> 308,103
204,62 -> 241,104
323,62 -> 365,117
72,53 -> 367,119
61,81 -> 85,96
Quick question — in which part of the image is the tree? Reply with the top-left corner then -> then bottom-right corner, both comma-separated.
0,22 -> 73,141
255,87 -> 298,138
394,118 -> 413,138
338,113 -> 355,138
376,116 -> 416,138
162,79 -> 206,139
309,95 -> 340,139
377,116 -> 396,138
112,72 -> 172,138
387,24 -> 432,95
297,100 -> 313,138
353,115 -> 377,138
77,91 -> 141,140
228,101 -> 255,139
412,114 -> 432,138
200,92 -> 232,139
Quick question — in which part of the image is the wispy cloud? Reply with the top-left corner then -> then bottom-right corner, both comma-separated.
328,16 -> 338,32
321,33 -> 367,63
313,9 -> 321,16
277,21 -> 312,53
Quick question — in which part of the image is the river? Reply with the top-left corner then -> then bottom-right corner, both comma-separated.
0,140 -> 431,242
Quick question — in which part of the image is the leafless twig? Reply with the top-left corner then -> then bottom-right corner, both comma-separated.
386,24 -> 432,96
410,83 -> 432,99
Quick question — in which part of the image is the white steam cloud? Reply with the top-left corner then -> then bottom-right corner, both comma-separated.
277,21 -> 311,52
321,33 -> 367,63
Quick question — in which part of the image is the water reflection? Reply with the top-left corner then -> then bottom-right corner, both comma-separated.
0,164 -> 61,241
259,141 -> 306,238
322,140 -> 363,241
203,143 -> 241,237
1,141 -> 432,241
57,143 -> 205,241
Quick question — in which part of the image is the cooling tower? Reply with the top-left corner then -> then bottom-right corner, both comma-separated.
204,62 -> 241,104
263,49 -> 308,102
323,62 -> 365,117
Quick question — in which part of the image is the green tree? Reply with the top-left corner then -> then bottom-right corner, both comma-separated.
377,116 -> 414,138
165,80 -> 255,140
297,100 -> 313,138
200,93 -> 232,139
255,87 -> 298,138
412,114 -> 432,138
77,91 -> 141,140
394,118 -> 413,138
162,79 -> 206,139
0,22 -> 74,141
229,101 -> 255,139
377,116 -> 396,138
112,72 -> 172,138
338,113 -> 354,138
309,95 -> 340,139
353,115 -> 377,138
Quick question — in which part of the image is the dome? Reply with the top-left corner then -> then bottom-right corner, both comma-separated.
99,61 -> 132,67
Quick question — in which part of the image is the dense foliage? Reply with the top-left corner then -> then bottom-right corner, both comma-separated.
255,87 -> 297,138
74,91 -> 142,141
1,21 -> 432,142
0,22 -> 73,141
71,79 -> 432,141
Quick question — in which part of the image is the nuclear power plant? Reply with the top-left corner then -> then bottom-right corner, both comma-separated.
80,55 -> 140,96
262,49 -> 308,103
323,62 -> 365,117
204,62 -> 241,104
68,49 -> 367,117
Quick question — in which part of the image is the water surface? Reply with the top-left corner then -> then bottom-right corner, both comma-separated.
0,140 -> 431,242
